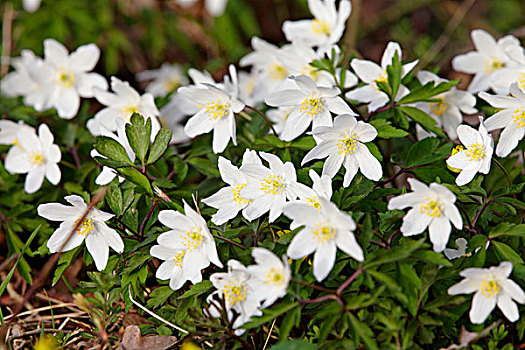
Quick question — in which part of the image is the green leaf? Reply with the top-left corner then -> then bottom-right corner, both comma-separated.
178,280 -> 213,299
347,313 -> 379,350
94,136 -> 132,165
387,51 -> 402,100
364,238 -> 425,268
241,302 -> 299,329
493,241 -> 524,265
270,340 -> 316,350
412,250 -> 453,267
147,286 -> 175,309
106,184 -> 123,216
370,119 -> 408,139
397,80 -> 459,104
117,167 -> 153,195
147,129 -> 172,165
188,157 -> 220,177
126,113 -> 152,164
398,106 -> 447,138
405,137 -> 452,168
278,305 -> 300,340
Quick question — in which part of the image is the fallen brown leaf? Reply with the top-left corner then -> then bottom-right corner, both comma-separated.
117,325 -> 177,350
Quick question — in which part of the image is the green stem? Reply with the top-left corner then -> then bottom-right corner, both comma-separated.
493,158 -> 512,187
245,105 -> 278,136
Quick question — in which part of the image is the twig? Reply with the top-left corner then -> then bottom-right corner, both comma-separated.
211,233 -> 247,251
1,3 -> 14,77
0,254 -> 18,273
262,319 -> 276,350
7,328 -> 72,340
472,199 -> 492,228
337,267 -> 364,296
70,147 -> 81,169
138,200 -> 157,236
291,278 -> 333,294
493,158 -> 512,188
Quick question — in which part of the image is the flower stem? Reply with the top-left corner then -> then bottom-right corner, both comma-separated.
493,158 -> 512,187
245,105 -> 278,137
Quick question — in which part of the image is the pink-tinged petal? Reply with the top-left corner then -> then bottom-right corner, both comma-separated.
313,241 -> 337,282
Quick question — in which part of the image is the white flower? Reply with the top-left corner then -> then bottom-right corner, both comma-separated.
284,199 -> 363,282
23,0 -> 41,12
202,150 -> 262,225
387,178 -> 462,252
446,118 -> 493,186
452,29 -> 521,93
0,50 -> 42,98
302,114 -> 382,187
247,248 -> 290,308
237,69 -> 263,106
265,75 -> 354,141
38,195 -> 124,271
479,83 -> 525,157
151,201 -> 223,290
293,169 -> 333,212
136,63 -> 189,97
207,260 -> 262,334
240,151 -> 311,222
444,238 -> 470,260
30,39 -> 108,119
414,71 -> 477,140
174,0 -> 228,17
267,107 -> 293,136
5,124 -> 61,193
0,120 -> 35,145
90,120 -> 135,185
448,262 -> 525,324
346,42 -> 417,112
240,37 -> 290,100
282,0 -> 351,49
179,65 -> 245,153
490,46 -> 525,94
87,77 -> 161,139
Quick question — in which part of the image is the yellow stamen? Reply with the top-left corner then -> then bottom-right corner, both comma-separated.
306,196 -> 321,210
119,105 -> 138,121
265,268 -> 284,286
300,95 -> 325,117
481,279 -> 500,297
512,107 -> 525,128
465,143 -> 485,161
30,152 -> 45,166
223,283 -> 247,306
267,63 -> 288,81
231,183 -> 250,205
419,198 -> 443,217
172,251 -> 186,268
429,97 -> 449,116
313,222 -> 336,244
182,227 -> 204,252
203,99 -> 230,120
484,57 -> 505,73
311,19 -> 331,36
56,67 -> 75,88
73,217 -> 95,236
337,133 -> 358,155
447,145 -> 464,173
163,78 -> 181,92
373,71 -> 388,91
261,175 -> 284,195
517,73 -> 525,91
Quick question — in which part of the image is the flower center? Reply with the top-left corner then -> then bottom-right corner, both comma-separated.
204,99 -> 230,120
73,216 -> 95,236
465,143 -> 485,161
484,57 -> 505,73
306,196 -> 321,210
231,183 -> 250,205
300,95 -> 325,117
56,67 -> 75,88
481,279 -> 501,297
267,63 -> 288,81
182,227 -> 204,251
265,268 -> 284,286
311,19 -> 331,36
419,198 -> 443,217
429,97 -> 449,116
261,175 -> 284,195
512,107 -> 525,128
30,151 -> 45,166
301,65 -> 320,82
223,283 -> 247,306
163,78 -> 181,92
373,71 -> 388,90
313,222 -> 336,244
172,251 -> 186,268
119,105 -> 138,121
337,134 -> 358,155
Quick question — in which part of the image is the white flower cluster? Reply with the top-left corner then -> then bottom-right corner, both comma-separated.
3,0 -> 525,331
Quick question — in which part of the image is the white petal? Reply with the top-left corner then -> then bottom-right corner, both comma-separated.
400,208 -> 432,236
497,293 -> 519,322
86,233 -> 109,271
428,216 -> 451,253
313,242 -> 337,282
287,230 -> 317,259
55,88 -> 80,119
25,167 -> 45,193
69,43 -> 100,72
470,292 -> 496,324
356,143 -> 382,181
502,279 -> 525,304
447,279 -> 479,295
336,230 -> 364,261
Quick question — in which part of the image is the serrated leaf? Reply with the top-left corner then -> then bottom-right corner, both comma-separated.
147,129 -> 172,165
398,106 -> 447,138
106,184 -> 123,216
405,137 -> 452,168
118,167 -> 153,195
178,280 -> 213,299
370,119 -> 408,139
241,302 -> 299,329
398,80 -> 459,104
387,51 -> 402,100
94,136 -> 132,164
126,113 -> 152,164
493,241 -> 524,265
